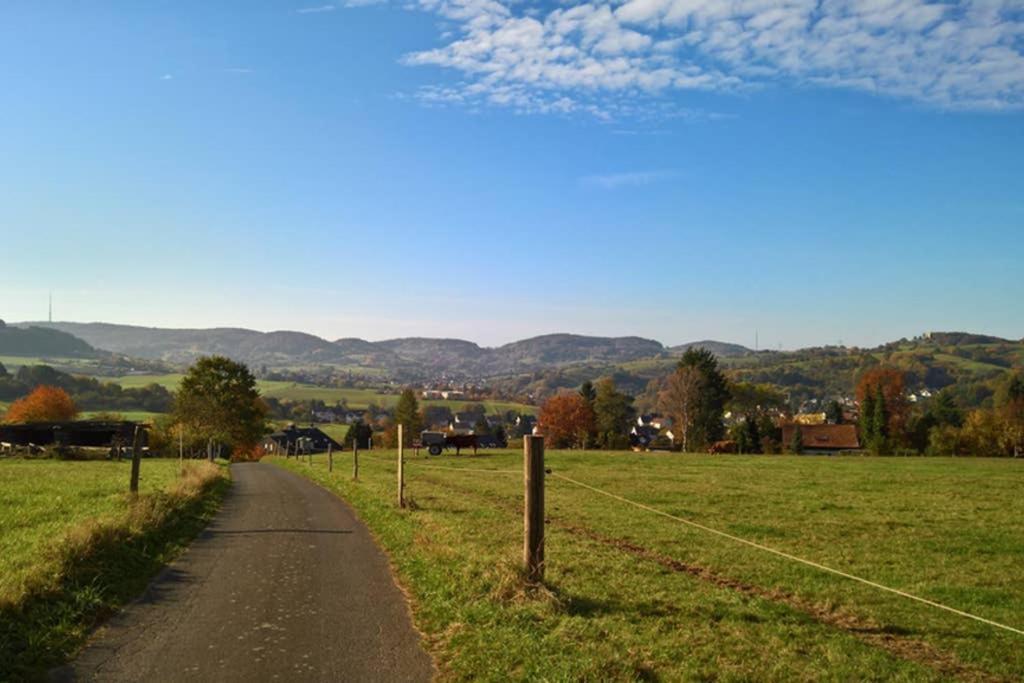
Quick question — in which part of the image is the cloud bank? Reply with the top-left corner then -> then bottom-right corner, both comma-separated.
390,0 -> 1024,117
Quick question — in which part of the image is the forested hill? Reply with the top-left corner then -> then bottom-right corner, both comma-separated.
14,322 -> 682,377
486,334 -> 1024,408
0,322 -> 97,358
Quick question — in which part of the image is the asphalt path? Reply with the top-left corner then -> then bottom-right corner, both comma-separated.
57,462 -> 433,682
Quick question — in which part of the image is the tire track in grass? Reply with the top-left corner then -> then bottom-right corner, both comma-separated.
413,471 -> 1004,682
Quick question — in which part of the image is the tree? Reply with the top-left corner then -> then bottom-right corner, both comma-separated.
1000,375 -> 1024,457
825,400 -> 844,424
744,416 -> 761,454
4,386 -> 78,423
173,356 -> 268,460
344,419 -> 373,450
592,378 -> 635,449
856,367 -> 909,447
728,382 -> 786,417
790,424 -> 804,455
677,347 -> 731,448
579,380 -> 597,405
757,414 -> 781,454
539,393 -> 596,449
960,409 -> 1005,457
929,390 -> 962,428
859,391 -> 876,449
658,366 -> 704,452
392,389 -> 423,446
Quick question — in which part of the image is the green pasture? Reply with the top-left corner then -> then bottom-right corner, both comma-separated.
276,451 -> 1024,681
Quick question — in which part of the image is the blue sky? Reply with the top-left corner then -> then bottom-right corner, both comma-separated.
1,1 -> 1021,349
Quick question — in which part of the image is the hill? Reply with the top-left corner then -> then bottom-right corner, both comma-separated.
15,322 -> 674,378
0,322 -> 96,358
669,340 -> 752,358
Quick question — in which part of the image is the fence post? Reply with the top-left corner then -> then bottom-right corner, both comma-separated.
328,444 -> 333,472
129,425 -> 143,494
523,435 -> 545,582
353,441 -> 359,480
397,424 -> 405,508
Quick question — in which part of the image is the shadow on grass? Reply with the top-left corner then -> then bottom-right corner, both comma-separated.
0,475 -> 230,682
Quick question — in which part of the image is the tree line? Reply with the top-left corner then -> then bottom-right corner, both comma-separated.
0,362 -> 173,413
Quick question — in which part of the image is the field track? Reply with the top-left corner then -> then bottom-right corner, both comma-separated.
60,463 -> 432,682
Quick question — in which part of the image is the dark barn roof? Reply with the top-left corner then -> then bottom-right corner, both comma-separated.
268,425 -> 343,453
0,421 -> 145,448
781,423 -> 860,451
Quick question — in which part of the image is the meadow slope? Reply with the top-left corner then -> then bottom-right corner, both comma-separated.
276,451 -> 1023,681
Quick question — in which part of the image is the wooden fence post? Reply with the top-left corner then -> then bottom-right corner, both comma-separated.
129,425 -> 143,494
397,424 -> 405,508
523,435 -> 545,582
328,444 -> 333,472
353,440 -> 359,480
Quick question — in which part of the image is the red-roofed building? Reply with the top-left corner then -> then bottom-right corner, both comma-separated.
781,423 -> 860,454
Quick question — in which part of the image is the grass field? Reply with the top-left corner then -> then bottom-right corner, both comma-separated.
79,410 -> 165,423
275,451 -> 1024,681
106,373 -> 537,415
0,458 -> 228,678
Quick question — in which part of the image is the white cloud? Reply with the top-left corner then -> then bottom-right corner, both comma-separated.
580,170 -> 675,188
160,74 -> 174,80
297,4 -> 336,13
380,0 -> 1024,117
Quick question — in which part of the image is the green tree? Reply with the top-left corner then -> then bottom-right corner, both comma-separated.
173,356 -> 268,460
1000,375 -> 1024,457
393,388 -> 424,447
593,378 -> 635,449
344,419 -> 373,450
871,386 -> 889,453
790,424 -> 804,455
579,380 -> 597,405
929,390 -> 962,428
744,416 -> 761,454
729,420 -> 750,453
757,414 -> 781,454
825,400 -> 844,424
859,391 -> 876,449
677,347 -> 731,448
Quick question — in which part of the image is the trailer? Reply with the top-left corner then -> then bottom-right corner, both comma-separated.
420,431 -> 478,456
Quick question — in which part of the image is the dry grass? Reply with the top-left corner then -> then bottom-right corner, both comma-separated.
0,460 -> 228,680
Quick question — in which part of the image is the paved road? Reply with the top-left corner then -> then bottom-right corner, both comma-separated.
58,462 -> 433,682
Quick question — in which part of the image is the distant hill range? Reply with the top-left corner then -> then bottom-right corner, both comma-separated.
12,322 -> 747,378
0,321 -> 98,358
669,340 -> 753,358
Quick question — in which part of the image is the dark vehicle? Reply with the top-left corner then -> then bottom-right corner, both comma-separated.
420,431 -> 478,456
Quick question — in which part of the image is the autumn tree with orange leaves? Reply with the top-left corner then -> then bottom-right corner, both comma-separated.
538,392 -> 595,449
856,367 -> 909,452
3,386 -> 79,423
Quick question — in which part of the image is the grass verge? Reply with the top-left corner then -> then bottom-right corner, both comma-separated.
0,460 -> 229,681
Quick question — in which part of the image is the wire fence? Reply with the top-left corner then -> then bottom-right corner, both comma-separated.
296,442 -> 1024,639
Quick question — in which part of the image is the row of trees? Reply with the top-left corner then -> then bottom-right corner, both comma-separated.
535,348 -> 738,452
0,362 -> 173,412
854,366 -> 1024,456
